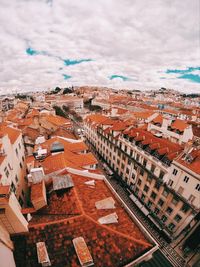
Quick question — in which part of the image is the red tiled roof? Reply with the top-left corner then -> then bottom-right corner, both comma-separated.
13,174 -> 153,267
152,114 -> 163,124
171,119 -> 188,132
0,125 -> 21,144
177,150 -> 200,174
125,128 -> 183,160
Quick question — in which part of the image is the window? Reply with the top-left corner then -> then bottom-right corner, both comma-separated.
143,159 -> 147,167
18,143 -> 21,149
159,170 -> 165,180
166,207 -> 173,215
151,164 -> 155,173
11,182 -> 16,193
124,145 -> 127,153
195,184 -> 200,191
158,199 -> 164,207
188,195 -> 195,203
147,200 -> 152,208
174,214 -> 182,223
141,194 -> 145,202
140,168 -> 144,176
121,163 -> 125,169
154,208 -> 160,215
183,176 -> 189,183
135,187 -> 139,195
128,158 -> 131,165
154,182 -> 160,190
168,179 -> 173,186
172,196 -> 179,206
137,179 -> 142,186
161,215 -> 167,223
8,163 -> 12,170
151,191 -> 157,200
173,169 -> 178,175
178,186 -> 184,195
168,223 -> 175,231
147,174 -> 152,182
122,154 -> 126,161
136,154 -> 140,162
15,175 -> 18,183
117,159 -> 120,165
22,156 -> 25,162
181,203 -> 190,213
20,162 -> 23,169
19,196 -> 23,207
126,168 -> 129,175
162,189 -> 169,197
15,148 -> 18,156
4,167 -> 9,178
144,185 -> 149,193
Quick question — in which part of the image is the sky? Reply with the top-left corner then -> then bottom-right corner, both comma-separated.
0,0 -> 199,94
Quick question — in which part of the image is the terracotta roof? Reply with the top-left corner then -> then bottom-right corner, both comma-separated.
12,173 -> 153,267
177,150 -> 200,175
125,128 -> 183,160
171,119 -> 188,132
0,155 -> 6,165
23,127 -> 40,141
152,114 -> 163,124
31,182 -> 44,203
0,125 -> 21,144
52,128 -> 76,139
44,115 -> 71,127
0,185 -> 10,195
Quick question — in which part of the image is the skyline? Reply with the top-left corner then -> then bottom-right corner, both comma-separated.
0,0 -> 199,94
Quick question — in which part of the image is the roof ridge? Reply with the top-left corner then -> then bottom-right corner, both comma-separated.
84,214 -> 151,248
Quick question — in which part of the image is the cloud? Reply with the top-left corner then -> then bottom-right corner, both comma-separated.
0,0 -> 199,94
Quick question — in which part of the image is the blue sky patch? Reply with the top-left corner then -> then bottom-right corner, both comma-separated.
64,59 -> 92,66
63,74 -> 72,80
164,67 -> 200,83
178,74 -> 200,83
109,75 -> 131,81
26,47 -> 39,56
26,47 -> 48,56
166,67 -> 200,74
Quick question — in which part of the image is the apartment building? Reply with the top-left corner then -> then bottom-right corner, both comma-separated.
148,115 -> 193,144
84,114 -> 199,241
0,125 -> 27,206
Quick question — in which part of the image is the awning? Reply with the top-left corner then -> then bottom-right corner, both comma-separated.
129,194 -> 149,215
148,214 -> 163,230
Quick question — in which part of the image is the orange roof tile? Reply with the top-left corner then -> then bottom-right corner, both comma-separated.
0,125 -> 21,144
171,119 -> 188,132
177,150 -> 200,174
13,173 -> 154,267
152,114 -> 163,124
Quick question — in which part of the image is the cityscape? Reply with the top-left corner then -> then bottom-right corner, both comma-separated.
0,87 -> 199,266
0,0 -> 199,266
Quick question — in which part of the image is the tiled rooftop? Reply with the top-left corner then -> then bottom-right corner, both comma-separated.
12,173 -> 154,267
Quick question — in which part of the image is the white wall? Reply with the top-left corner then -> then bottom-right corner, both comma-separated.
0,242 -> 16,267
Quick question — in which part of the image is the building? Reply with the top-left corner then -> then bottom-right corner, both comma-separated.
148,115 -> 193,144
0,125 -> 27,206
11,133 -> 159,267
84,114 -> 199,241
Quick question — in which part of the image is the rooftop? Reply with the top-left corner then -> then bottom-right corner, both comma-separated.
12,172 -> 154,267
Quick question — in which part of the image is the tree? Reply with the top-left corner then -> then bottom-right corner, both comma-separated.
63,88 -> 73,94
53,105 -> 66,118
88,105 -> 102,112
